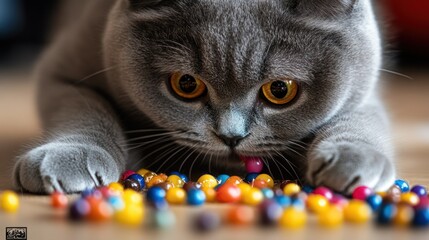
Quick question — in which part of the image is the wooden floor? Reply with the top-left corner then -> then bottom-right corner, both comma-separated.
0,68 -> 428,240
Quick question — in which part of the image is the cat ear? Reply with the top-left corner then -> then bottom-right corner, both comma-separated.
290,0 -> 358,18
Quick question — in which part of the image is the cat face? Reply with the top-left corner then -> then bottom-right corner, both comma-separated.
106,0 -> 380,159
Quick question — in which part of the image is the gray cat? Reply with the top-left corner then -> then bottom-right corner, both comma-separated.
14,0 -> 395,194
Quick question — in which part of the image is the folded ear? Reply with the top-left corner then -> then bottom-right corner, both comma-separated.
289,0 -> 358,18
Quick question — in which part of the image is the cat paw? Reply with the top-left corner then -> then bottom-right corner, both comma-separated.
14,142 -> 123,193
306,141 -> 395,194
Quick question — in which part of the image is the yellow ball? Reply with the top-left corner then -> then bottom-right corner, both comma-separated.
283,183 -> 301,196
166,188 -> 186,204
238,183 -> 252,197
344,200 -> 371,223
393,204 -> 414,227
197,174 -> 218,189
400,192 -> 420,206
256,174 -> 274,189
137,168 -> 150,176
144,172 -> 157,184
307,194 -> 329,214
242,188 -> 264,206
122,189 -> 143,206
167,175 -> 185,188
318,206 -> 344,228
108,182 -> 124,195
201,187 -> 217,203
279,207 -> 307,229
115,204 -> 144,226
0,190 -> 19,213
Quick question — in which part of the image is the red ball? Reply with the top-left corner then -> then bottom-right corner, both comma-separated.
415,197 -> 429,210
51,192 -> 68,209
313,187 -> 334,201
216,183 -> 241,203
120,170 -> 136,181
352,186 -> 373,200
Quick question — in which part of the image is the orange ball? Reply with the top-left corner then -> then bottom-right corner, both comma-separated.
147,176 -> 165,188
51,192 -> 68,209
228,206 -> 255,225
225,176 -> 243,185
87,197 -> 113,221
216,183 -> 242,203
202,187 -> 217,203
252,179 -> 268,189
158,173 -> 168,181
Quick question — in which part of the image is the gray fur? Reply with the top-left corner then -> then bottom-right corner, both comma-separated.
14,0 -> 395,194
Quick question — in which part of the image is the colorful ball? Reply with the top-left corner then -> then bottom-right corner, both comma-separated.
352,186 -> 373,201
51,192 -> 68,209
283,183 -> 301,196
108,182 -> 124,195
313,187 -> 334,201
413,207 -> 429,227
115,204 -> 144,226
344,200 -> 372,224
69,198 -> 90,220
242,188 -> 264,206
252,179 -> 268,189
146,186 -> 166,203
394,179 -> 410,193
225,176 -> 243,185
187,189 -> 206,206
307,194 -> 329,214
166,188 -> 187,204
279,207 -> 307,229
201,187 -> 217,202
256,174 -> 274,189
400,192 -> 420,206
411,185 -> 427,197
127,174 -> 145,190
120,170 -> 136,181
87,197 -> 113,222
153,210 -> 176,229
318,205 -> 344,228
194,212 -> 221,232
259,200 -> 283,226
216,174 -> 230,186
245,173 -> 259,183
197,174 -> 218,189
243,156 -> 264,173
122,189 -> 143,206
0,190 -> 19,213
366,194 -> 383,212
216,183 -> 241,203
261,188 -> 275,199
393,204 -> 414,227
377,203 -> 397,225
274,195 -> 291,208
123,179 -> 141,192
228,205 -> 255,225
167,175 -> 185,188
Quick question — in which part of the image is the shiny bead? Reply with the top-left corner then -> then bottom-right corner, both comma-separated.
283,183 -> 301,196
388,185 -> 403,198
318,205 -> 344,228
69,198 -> 90,220
51,192 -> 68,209
201,187 -> 217,202
187,189 -> 206,206
394,179 -> 410,193
136,168 -> 150,176
225,176 -> 243,185
352,186 -> 373,201
244,173 -> 259,183
307,194 -> 329,214
256,174 -> 274,189
274,195 -> 291,208
279,207 -> 307,229
197,174 -> 218,189
237,183 -> 252,198
115,204 -> 144,226
107,196 -> 125,211
158,173 -> 168,181
411,185 -> 427,197
152,210 -> 176,229
127,174 -> 145,190
393,204 -> 414,227
377,203 -> 397,225
331,194 -> 349,209
169,171 -> 189,182
313,187 -> 334,201
242,187 -> 264,206
344,200 -> 371,223
259,200 -> 283,226
261,188 -> 275,199
147,176 -> 166,188
144,172 -> 157,184
155,182 -> 173,191
147,186 -> 166,203
109,182 -> 124,195
167,175 -> 185,188
183,181 -> 201,192
400,192 -> 420,206
413,207 -> 429,227
122,189 -> 143,206
120,170 -> 136,181
228,205 -> 255,225
216,174 -> 230,186
87,197 -> 113,221
216,183 -> 241,203
415,197 -> 429,209
291,197 -> 305,211
166,188 -> 186,205
301,185 -> 314,194
279,180 -> 297,190
366,194 -> 383,212
243,156 -> 264,173
0,190 -> 19,213
194,212 -> 221,232
252,179 -> 268,189
123,179 -> 141,192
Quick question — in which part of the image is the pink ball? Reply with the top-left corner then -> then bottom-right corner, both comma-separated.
120,170 -> 136,181
312,187 -> 334,201
415,196 -> 429,210
352,186 -> 373,200
242,157 -> 264,173
331,194 -> 349,208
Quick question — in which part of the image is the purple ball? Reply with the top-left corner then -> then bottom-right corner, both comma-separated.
411,185 -> 427,197
69,199 -> 90,220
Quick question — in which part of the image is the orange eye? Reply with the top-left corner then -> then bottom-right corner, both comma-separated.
170,72 -> 207,99
261,80 -> 298,105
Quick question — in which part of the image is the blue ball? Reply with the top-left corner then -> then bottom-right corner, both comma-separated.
302,185 -> 314,194
187,189 -> 206,206
411,185 -> 427,197
413,208 -> 429,227
80,188 -> 94,198
69,199 -> 90,220
290,197 -> 305,211
274,195 -> 291,208
127,174 -> 145,190
261,188 -> 274,199
216,174 -> 230,186
244,173 -> 259,183
377,204 -> 397,225
107,196 -> 125,211
259,200 -> 283,226
394,179 -> 410,193
366,194 -> 383,212
147,186 -> 166,203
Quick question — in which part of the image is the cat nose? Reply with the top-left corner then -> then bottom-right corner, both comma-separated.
217,134 -> 247,148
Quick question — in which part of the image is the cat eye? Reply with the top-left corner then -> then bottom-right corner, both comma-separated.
170,72 -> 207,99
261,80 -> 298,105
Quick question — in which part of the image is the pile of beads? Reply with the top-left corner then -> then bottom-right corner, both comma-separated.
46,156 -> 429,231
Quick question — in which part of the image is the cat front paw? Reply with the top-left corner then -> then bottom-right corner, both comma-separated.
306,141 -> 395,194
14,142 -> 123,193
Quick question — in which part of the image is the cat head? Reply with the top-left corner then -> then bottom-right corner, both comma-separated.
104,0 -> 381,162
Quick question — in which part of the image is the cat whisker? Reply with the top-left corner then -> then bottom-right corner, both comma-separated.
123,135 -> 173,151
124,128 -> 180,134
78,65 -> 118,83
265,151 -> 284,180
274,150 -> 302,184
189,148 -> 204,181
260,157 -> 274,180
153,145 -> 185,173
153,145 -> 188,173
122,131 -> 182,144
130,141 -> 179,170
179,143 -> 200,178
379,68 -> 413,80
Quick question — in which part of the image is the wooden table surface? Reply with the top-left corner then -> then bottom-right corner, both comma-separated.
0,68 -> 428,240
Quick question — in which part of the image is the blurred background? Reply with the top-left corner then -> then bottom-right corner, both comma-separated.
0,0 -> 428,190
